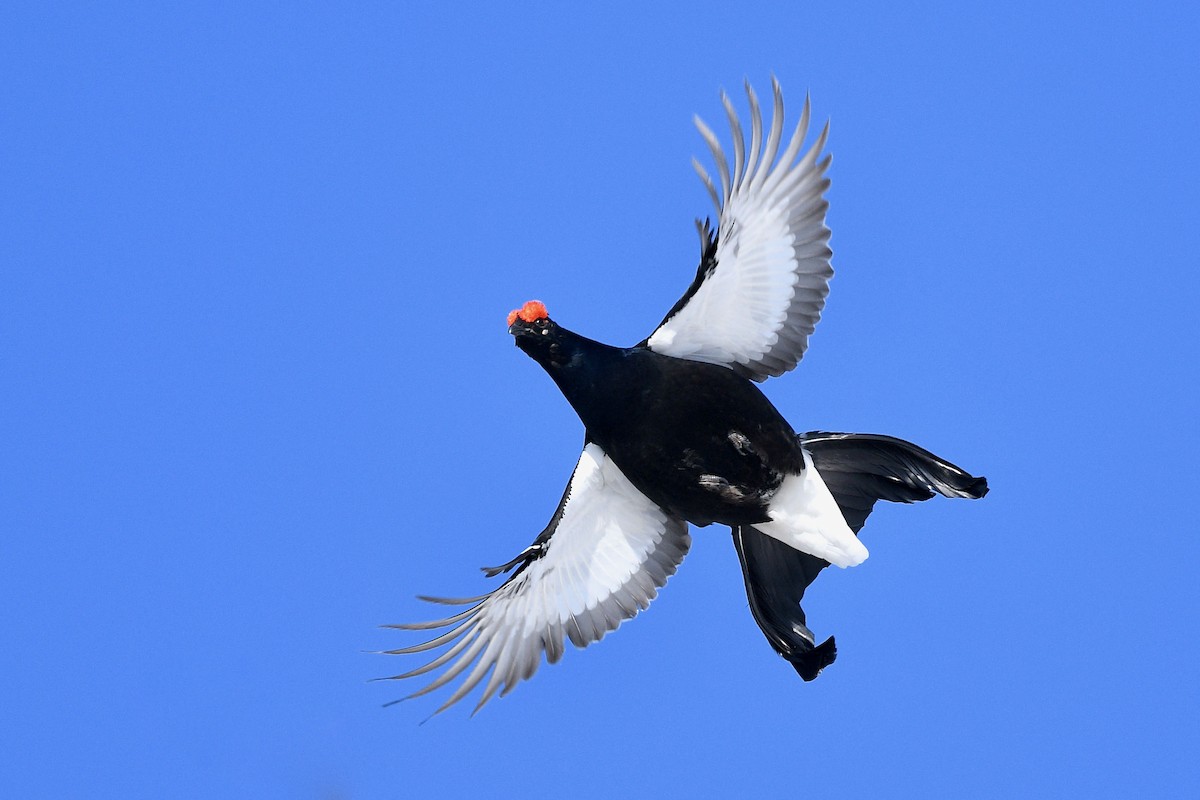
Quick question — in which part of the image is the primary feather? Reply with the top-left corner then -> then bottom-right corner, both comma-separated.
385,80 -> 987,715
382,444 -> 689,716
646,77 -> 834,382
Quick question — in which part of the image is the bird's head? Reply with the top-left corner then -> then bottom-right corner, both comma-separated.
507,299 -> 574,369
507,299 -> 550,330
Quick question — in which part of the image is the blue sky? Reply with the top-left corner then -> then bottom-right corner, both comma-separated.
3,2 -> 1198,797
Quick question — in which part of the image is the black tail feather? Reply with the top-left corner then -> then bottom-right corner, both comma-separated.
732,525 -> 839,681
793,636 -> 837,681
732,432 -> 987,681
800,431 -> 988,533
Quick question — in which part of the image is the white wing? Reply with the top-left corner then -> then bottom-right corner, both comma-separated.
646,78 -> 833,382
382,443 -> 690,716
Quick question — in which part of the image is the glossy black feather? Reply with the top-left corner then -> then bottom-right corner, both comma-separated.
733,524 -> 836,681
803,431 -> 989,532
730,432 -> 988,679
513,318 -> 804,527
392,87 -> 989,712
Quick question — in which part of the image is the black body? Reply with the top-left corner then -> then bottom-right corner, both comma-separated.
511,314 -> 988,680
387,86 -> 989,712
513,317 -> 804,527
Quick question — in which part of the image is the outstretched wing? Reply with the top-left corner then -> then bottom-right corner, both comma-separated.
644,78 -> 833,382
381,443 -> 691,716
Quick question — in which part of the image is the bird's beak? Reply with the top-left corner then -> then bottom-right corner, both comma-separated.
508,317 -> 544,339
508,319 -> 537,352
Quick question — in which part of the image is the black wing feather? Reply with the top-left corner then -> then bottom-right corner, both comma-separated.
640,220 -> 718,347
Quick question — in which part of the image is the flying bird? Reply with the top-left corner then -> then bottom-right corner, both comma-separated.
383,79 -> 988,715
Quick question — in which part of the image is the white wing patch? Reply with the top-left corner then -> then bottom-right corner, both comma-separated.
647,78 -> 833,382
382,443 -> 690,716
754,448 -> 868,568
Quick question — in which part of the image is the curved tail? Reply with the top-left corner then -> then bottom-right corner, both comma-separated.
732,432 -> 987,681
801,431 -> 988,533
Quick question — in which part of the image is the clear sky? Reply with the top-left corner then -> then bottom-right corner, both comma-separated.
3,2 -> 1198,798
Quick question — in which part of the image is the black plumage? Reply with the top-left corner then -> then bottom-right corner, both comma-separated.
733,433 -> 989,682
512,320 -> 805,527
384,80 -> 987,715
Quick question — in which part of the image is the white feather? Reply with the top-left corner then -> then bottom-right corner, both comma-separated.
385,443 -> 690,715
647,79 -> 833,382
754,448 -> 868,568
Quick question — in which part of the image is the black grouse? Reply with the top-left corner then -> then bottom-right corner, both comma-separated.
384,79 -> 988,715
